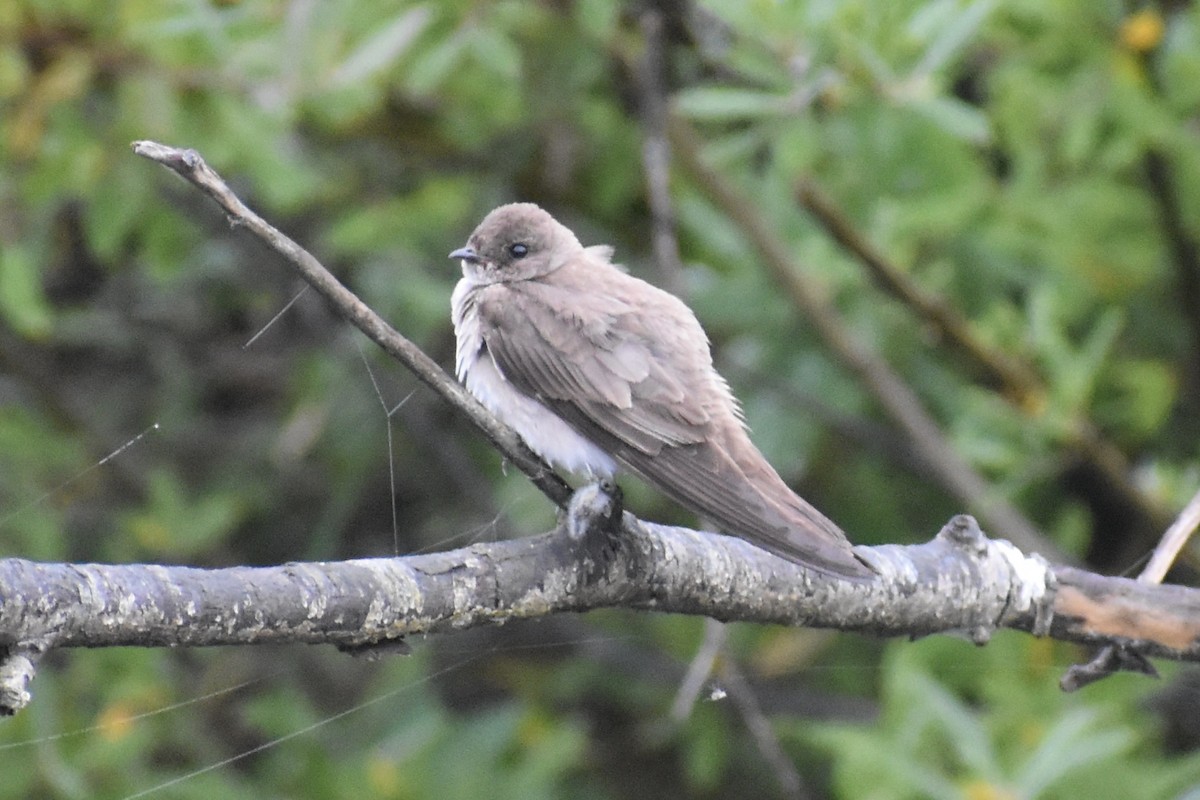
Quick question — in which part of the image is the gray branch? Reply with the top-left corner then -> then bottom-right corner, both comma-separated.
3,487 -> 1199,714
127,141 -> 574,510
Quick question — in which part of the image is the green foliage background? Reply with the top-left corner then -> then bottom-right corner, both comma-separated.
1,0 -> 1199,797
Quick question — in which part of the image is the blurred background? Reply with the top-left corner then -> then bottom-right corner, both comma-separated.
2,0 -> 1200,797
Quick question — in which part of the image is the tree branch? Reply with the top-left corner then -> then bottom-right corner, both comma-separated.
2,488 -> 1198,716
129,140 -> 573,510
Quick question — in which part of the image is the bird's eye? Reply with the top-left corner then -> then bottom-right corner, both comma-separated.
508,243 -> 529,259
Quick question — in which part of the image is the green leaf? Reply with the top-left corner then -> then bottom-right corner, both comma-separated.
0,245 -> 53,338
811,725 -> 964,800
123,471 -> 242,559
682,704 -> 731,790
911,95 -> 992,144
331,6 -> 433,87
405,27 -> 469,96
673,87 -> 789,121
911,0 -> 998,77
1014,708 -> 1136,796
1096,358 -> 1177,440
905,669 -> 1002,781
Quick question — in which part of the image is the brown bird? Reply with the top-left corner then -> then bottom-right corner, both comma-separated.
450,203 -> 873,580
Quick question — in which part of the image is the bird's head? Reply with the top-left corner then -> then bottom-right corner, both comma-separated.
449,203 -> 583,284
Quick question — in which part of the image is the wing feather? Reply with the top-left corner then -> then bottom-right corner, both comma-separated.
478,275 -> 709,453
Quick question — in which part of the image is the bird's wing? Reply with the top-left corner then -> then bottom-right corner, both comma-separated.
475,276 -> 711,453
474,276 -> 872,580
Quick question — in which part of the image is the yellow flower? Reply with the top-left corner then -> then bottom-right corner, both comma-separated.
1121,9 -> 1164,53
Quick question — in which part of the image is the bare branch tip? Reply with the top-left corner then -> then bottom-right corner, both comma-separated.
130,139 -> 164,157
131,140 -> 207,178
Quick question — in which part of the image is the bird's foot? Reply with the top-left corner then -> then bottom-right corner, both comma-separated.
565,480 -> 625,580
566,480 -> 624,542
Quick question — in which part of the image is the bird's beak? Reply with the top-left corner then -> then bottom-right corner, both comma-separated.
449,246 -> 480,264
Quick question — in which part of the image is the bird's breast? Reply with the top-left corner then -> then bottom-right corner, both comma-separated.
451,278 -> 617,478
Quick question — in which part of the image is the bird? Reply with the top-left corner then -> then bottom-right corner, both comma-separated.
449,203 -> 873,580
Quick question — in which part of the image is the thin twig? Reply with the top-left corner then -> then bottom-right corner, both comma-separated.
669,119 -> 1068,565
720,658 -> 809,799
795,180 -> 1041,402
670,617 -> 727,722
1140,486 -> 1200,585
131,140 -> 573,509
